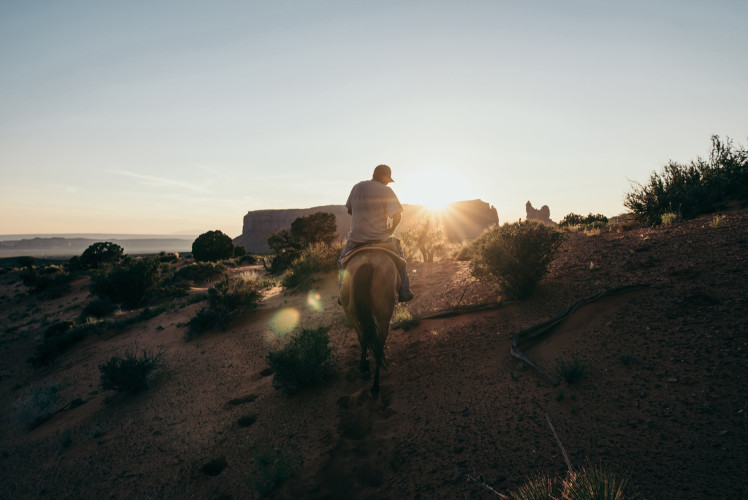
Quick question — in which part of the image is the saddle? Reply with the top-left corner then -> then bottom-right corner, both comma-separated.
341,240 -> 406,272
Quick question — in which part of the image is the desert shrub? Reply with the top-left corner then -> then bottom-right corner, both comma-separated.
232,245 -> 247,258
238,254 -> 258,265
392,303 -> 421,331
252,446 -> 294,496
157,251 -> 180,263
625,135 -> 747,226
29,321 -> 102,367
186,275 -> 263,338
80,298 -> 117,320
510,473 -> 555,499
66,255 -> 84,273
660,211 -> 680,225
99,345 -> 164,394
80,242 -> 124,269
14,384 -> 60,430
267,326 -> 335,394
471,220 -> 563,300
281,242 -> 341,291
192,230 -> 234,262
507,465 -> 633,500
17,256 -> 37,269
173,262 -> 225,285
268,212 -> 339,273
561,465 -> 631,500
400,215 -> 448,262
559,213 -> 609,229
90,257 -> 162,308
267,229 -> 303,273
452,240 -> 476,261
556,358 -> 585,384
20,267 -> 73,299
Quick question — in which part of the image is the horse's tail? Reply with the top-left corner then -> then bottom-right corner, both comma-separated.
353,263 -> 386,368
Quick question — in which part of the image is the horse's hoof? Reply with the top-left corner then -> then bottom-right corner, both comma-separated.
360,369 -> 371,381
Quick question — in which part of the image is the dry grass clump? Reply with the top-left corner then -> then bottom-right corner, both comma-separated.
99,344 -> 164,394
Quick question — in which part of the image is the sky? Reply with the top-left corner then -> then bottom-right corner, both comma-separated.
1,0 -> 746,238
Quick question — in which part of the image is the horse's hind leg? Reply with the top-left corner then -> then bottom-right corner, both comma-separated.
359,347 -> 370,380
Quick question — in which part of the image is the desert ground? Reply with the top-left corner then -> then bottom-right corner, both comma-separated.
1,212 -> 747,499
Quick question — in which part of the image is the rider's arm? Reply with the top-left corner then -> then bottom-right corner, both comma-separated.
389,211 -> 402,235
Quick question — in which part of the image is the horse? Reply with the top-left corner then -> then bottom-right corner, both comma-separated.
339,248 -> 401,395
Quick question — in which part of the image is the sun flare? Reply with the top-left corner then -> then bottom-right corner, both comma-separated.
398,167 -> 474,211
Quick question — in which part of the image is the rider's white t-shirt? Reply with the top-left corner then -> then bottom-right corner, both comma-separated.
346,180 -> 403,243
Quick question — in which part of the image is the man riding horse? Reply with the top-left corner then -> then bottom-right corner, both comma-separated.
338,164 -> 414,303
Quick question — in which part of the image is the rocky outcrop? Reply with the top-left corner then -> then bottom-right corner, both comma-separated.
525,201 -> 556,225
233,199 -> 499,253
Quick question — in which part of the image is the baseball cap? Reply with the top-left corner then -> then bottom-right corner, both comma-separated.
373,164 -> 394,182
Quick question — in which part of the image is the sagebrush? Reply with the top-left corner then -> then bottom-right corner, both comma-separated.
186,275 -> 262,338
267,326 -> 335,394
99,345 -> 164,394
281,242 -> 341,291
471,220 -> 563,299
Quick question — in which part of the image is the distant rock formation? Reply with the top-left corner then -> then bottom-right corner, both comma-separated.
525,201 -> 556,225
233,199 -> 499,253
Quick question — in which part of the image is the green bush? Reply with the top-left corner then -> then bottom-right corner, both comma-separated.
99,345 -> 164,394
660,211 -> 680,225
559,213 -> 609,230
267,326 -> 335,394
90,257 -> 162,308
471,220 -> 563,300
186,275 -> 263,338
192,230 -> 234,262
173,262 -> 226,285
625,135 -> 747,226
281,242 -> 341,291
80,242 -> 124,269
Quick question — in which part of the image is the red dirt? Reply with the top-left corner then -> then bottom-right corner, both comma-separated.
1,212 -> 746,499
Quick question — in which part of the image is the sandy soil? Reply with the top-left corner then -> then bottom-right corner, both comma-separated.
0,212 -> 746,499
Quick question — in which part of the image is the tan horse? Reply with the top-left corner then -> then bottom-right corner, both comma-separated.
340,249 -> 401,395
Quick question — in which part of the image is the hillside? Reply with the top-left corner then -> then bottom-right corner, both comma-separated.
0,212 -> 746,498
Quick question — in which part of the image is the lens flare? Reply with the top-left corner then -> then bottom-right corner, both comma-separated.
307,291 -> 323,312
269,308 -> 300,335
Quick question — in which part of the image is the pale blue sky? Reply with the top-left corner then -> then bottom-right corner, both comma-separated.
1,1 -> 746,236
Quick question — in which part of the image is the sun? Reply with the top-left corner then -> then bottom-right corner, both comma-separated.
398,167 -> 473,212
